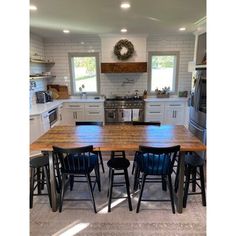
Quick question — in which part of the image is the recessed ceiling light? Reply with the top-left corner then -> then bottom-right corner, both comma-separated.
179,27 -> 186,31
121,28 -> 127,33
30,5 -> 37,11
120,2 -> 130,9
63,29 -> 70,34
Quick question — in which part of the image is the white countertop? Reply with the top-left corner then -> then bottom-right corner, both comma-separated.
30,98 -> 105,116
144,97 -> 188,102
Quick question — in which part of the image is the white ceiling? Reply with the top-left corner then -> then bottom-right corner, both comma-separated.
30,0 -> 206,39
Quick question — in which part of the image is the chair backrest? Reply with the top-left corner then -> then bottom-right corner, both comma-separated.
52,145 -> 97,174
75,121 -> 103,126
132,121 -> 161,126
137,145 -> 180,175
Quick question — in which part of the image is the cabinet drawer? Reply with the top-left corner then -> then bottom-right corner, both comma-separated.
64,103 -> 84,108
85,110 -> 103,121
165,102 -> 184,108
146,102 -> 164,110
145,113 -> 164,123
85,103 -> 103,109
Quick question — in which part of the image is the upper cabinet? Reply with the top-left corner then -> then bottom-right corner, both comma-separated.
193,17 -> 206,69
195,32 -> 206,67
101,62 -> 147,73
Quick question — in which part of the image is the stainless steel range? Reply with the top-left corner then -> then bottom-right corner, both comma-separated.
105,96 -> 144,123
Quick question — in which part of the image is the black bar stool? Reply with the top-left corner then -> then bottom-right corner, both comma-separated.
30,154 -> 51,208
183,153 -> 206,208
107,151 -> 132,212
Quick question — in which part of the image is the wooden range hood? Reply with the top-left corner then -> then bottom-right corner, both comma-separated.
101,62 -> 147,73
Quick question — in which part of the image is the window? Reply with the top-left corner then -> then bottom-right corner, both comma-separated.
69,53 -> 100,95
148,51 -> 179,93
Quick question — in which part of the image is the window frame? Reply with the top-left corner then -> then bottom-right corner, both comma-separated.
68,52 -> 100,95
148,51 -> 179,95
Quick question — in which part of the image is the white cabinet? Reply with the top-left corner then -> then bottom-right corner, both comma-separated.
164,102 -> 185,125
84,103 -> 104,122
62,102 -> 104,125
30,115 -> 43,144
145,100 -> 187,125
41,111 -> 50,132
145,102 -> 165,123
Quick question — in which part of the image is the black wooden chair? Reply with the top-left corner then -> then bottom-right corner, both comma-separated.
132,121 -> 161,175
75,121 -> 105,173
30,153 -> 51,209
52,145 -> 101,213
135,145 -> 180,213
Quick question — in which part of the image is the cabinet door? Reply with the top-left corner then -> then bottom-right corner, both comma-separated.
164,107 -> 185,125
30,115 -> 43,144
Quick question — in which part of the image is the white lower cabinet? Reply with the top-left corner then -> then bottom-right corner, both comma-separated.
145,100 -> 187,125
62,102 -> 104,125
30,115 -> 42,144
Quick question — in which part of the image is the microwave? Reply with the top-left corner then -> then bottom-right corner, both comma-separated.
36,91 -> 53,103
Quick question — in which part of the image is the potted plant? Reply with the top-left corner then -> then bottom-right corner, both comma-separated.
155,86 -> 170,98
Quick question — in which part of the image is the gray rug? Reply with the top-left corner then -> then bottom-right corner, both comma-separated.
30,161 -> 206,236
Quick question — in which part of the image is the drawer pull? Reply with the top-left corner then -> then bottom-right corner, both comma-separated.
69,105 -> 82,108
149,112 -> 161,114
88,105 -> 100,108
150,104 -> 161,107
169,104 -> 181,106
89,112 -> 100,114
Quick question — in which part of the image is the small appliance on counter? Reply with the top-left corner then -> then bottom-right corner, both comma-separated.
35,91 -> 53,103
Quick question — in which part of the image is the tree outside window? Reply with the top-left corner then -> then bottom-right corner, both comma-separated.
69,53 -> 99,95
149,52 -> 179,93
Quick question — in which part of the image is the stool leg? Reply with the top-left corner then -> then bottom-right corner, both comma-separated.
44,166 -> 52,208
108,169 -> 114,212
69,175 -> 74,191
98,151 -> 105,173
199,166 -> 206,206
30,167 -> 35,209
136,173 -> 146,213
183,166 -> 191,208
133,166 -> 140,191
192,168 -> 197,192
36,167 -> 41,194
124,169 -> 132,211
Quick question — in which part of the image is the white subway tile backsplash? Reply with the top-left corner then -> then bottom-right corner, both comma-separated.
30,33 -> 195,98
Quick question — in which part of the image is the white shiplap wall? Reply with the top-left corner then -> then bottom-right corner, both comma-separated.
30,33 -> 195,98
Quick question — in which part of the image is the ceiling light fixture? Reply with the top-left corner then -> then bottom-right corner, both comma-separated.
63,29 -> 70,34
120,2 -> 130,9
179,27 -> 186,31
121,28 -> 127,33
30,5 -> 37,11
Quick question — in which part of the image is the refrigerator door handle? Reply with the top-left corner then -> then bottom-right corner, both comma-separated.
190,121 -> 205,132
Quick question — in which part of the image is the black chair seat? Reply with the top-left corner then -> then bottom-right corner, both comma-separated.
30,155 -> 49,168
107,157 -> 130,170
184,153 -> 205,167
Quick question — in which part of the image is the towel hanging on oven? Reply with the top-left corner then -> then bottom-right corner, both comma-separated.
132,109 -> 140,121
123,109 -> 132,122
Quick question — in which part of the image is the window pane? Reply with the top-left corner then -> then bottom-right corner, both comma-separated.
72,56 -> 97,93
151,55 -> 176,92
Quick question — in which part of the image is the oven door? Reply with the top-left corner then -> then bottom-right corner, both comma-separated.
105,109 -> 118,123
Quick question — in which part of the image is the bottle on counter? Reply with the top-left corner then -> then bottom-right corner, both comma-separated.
143,90 -> 147,99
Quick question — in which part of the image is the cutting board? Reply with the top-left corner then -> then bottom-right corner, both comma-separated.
47,84 -> 70,99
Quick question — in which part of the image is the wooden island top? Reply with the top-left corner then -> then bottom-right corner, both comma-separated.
30,124 -> 206,152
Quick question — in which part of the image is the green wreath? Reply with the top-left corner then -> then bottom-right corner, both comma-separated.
114,39 -> 134,60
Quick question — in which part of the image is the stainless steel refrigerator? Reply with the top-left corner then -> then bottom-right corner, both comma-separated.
189,68 -> 206,157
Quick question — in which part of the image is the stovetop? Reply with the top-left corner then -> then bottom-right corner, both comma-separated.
105,96 -> 143,101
